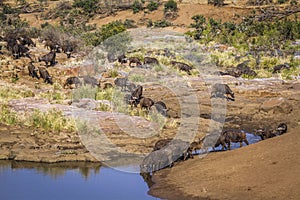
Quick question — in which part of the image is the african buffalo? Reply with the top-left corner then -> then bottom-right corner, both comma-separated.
39,51 -> 56,67
255,123 -> 288,140
272,64 -> 290,73
153,101 -> 168,117
114,77 -> 128,91
129,57 -> 142,67
221,130 -> 249,150
28,61 -> 39,79
18,35 -> 35,47
139,97 -> 154,110
118,54 -> 127,64
131,85 -> 143,100
170,61 -> 192,75
188,137 -> 206,158
44,40 -> 60,52
144,57 -> 159,65
11,43 -> 31,59
82,75 -> 99,87
211,83 -> 235,101
62,43 -> 74,58
63,76 -> 82,88
38,67 -> 53,84
276,123 -> 287,135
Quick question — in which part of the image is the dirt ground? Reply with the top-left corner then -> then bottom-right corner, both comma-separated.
149,125 -> 300,200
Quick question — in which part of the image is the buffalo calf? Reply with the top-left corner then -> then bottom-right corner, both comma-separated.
140,97 -> 154,110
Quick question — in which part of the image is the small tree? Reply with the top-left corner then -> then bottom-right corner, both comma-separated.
147,1 -> 159,12
164,0 -> 177,13
132,0 -> 143,14
73,0 -> 99,15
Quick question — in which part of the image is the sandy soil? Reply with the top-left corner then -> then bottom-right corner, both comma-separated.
149,126 -> 300,200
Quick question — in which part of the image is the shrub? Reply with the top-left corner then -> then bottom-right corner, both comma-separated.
107,69 -> 119,78
100,20 -> 126,42
82,31 -> 102,46
96,88 -> 116,101
72,85 -> 97,100
153,20 -> 172,28
164,0 -> 177,13
73,0 -> 99,15
147,1 -> 159,12
132,0 -> 143,14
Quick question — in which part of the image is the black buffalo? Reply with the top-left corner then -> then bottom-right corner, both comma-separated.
18,35 -> 35,47
114,77 -> 128,91
82,75 -> 99,87
144,57 -> 159,65
118,54 -> 127,64
39,51 -> 56,67
139,97 -> 154,110
170,61 -> 192,75
153,101 -> 168,117
211,83 -> 235,101
272,63 -> 290,74
129,57 -> 142,67
28,62 -> 39,79
44,40 -> 60,52
38,67 -> 53,84
64,76 -> 82,88
214,130 -> 249,150
131,85 -> 143,100
62,43 -> 74,58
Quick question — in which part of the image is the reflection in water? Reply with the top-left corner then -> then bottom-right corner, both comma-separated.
10,161 -> 101,180
0,161 -> 159,200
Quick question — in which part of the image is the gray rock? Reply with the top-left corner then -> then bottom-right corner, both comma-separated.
260,97 -> 293,114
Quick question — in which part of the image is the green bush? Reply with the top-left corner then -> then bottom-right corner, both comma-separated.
164,0 -> 177,13
73,0 -> 98,15
100,20 -> 126,42
153,19 -> 172,28
147,1 -> 159,12
132,0 -> 143,14
3,5 -> 20,14
82,31 -> 102,46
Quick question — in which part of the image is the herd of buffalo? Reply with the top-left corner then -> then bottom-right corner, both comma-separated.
0,34 -> 289,173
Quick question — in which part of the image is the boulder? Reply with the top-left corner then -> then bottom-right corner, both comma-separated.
260,97 -> 293,114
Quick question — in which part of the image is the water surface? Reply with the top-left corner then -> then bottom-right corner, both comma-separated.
0,161 -> 159,200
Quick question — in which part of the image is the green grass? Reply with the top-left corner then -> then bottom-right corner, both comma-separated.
72,85 -> 97,100
0,104 -> 18,125
129,74 -> 145,82
0,104 -> 76,133
30,109 -> 76,133
0,85 -> 34,101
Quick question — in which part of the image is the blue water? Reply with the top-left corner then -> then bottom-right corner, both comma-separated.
0,161 -> 159,200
